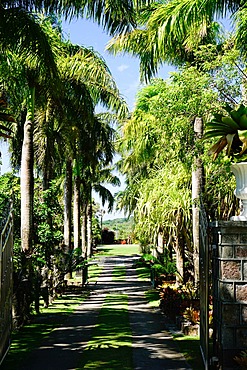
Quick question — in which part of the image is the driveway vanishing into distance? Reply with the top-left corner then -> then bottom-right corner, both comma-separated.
9,245 -> 192,370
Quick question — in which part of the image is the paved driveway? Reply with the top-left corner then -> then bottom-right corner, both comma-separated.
10,253 -> 192,370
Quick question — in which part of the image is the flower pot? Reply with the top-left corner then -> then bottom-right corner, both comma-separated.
230,162 -> 247,220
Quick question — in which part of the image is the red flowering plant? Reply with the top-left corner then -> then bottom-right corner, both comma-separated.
159,284 -> 187,321
159,282 -> 200,323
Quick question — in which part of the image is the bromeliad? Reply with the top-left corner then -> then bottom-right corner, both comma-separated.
204,103 -> 247,161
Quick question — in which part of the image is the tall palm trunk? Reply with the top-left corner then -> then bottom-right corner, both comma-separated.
64,159 -> 72,253
175,211 -> 184,285
87,186 -> 93,258
73,174 -> 81,250
42,100 -> 55,192
21,86 -> 35,254
81,202 -> 87,258
42,149 -> 54,191
192,117 -> 203,284
63,159 -> 73,279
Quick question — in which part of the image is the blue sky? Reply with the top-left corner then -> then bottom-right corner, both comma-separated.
62,18 -> 175,220
0,17 -> 175,220
62,18 -> 174,110
63,19 -> 140,111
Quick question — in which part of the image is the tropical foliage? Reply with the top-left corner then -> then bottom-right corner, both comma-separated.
116,56 -> 243,282
105,0 -> 247,286
204,103 -> 247,160
103,217 -> 134,241
1,0 -> 247,351
0,8 -> 130,323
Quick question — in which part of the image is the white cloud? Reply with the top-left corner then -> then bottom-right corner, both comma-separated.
117,64 -> 129,72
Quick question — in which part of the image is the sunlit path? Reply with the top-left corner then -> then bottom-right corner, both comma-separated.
10,245 -> 191,370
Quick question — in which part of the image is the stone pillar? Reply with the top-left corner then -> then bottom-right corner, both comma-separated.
210,221 -> 247,369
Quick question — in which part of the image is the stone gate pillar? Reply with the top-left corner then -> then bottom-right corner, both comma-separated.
210,221 -> 247,369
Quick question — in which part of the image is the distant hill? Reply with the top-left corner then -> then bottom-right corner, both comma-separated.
103,217 -> 134,241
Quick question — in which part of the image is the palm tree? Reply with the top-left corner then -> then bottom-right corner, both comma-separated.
1,0 -> 132,253
19,20 -> 60,255
64,159 -> 73,256
107,0 -> 246,81
73,112 -> 119,258
0,91 -> 15,139
87,167 -> 121,257
0,0 -> 154,274
106,2 -> 229,284
2,0 -> 154,36
32,27 -> 128,263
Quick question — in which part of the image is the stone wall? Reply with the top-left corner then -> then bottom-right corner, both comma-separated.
210,221 -> 247,369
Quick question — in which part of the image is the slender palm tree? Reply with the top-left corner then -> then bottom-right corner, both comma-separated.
61,44 -> 127,255
87,167 -> 121,257
32,23 -> 128,262
64,159 -> 73,255
74,112 -> 119,258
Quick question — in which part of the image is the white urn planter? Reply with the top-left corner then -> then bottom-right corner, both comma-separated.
231,162 -> 247,221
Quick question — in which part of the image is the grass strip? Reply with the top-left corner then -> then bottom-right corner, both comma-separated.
88,263 -> 103,282
78,294 -> 132,370
97,244 -> 140,257
173,335 -> 204,370
2,292 -> 88,370
112,265 -> 126,280
145,288 -> 160,308
135,265 -> 150,281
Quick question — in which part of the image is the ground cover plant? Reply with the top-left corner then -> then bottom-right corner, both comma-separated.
2,292 -> 89,370
68,260 -> 103,285
145,289 -> 160,308
135,265 -> 151,281
87,263 -> 103,283
96,244 -> 140,257
112,265 -> 126,280
174,335 -> 204,370
77,294 -> 132,370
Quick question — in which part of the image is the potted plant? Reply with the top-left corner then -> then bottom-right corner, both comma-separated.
204,103 -> 247,220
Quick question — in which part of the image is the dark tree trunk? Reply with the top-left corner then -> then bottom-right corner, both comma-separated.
81,202 -> 87,258
64,159 -> 72,254
87,186 -> 93,258
73,174 -> 81,250
192,117 -> 204,284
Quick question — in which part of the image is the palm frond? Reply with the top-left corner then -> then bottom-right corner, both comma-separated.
93,184 -> 115,212
108,0 -> 233,81
235,5 -> 247,58
0,8 -> 58,81
4,0 -> 154,35
60,43 -> 128,117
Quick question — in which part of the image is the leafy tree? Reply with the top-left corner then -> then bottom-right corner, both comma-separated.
33,179 -> 63,262
107,1 -> 247,283
0,9 -> 130,320
117,68 -> 230,282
